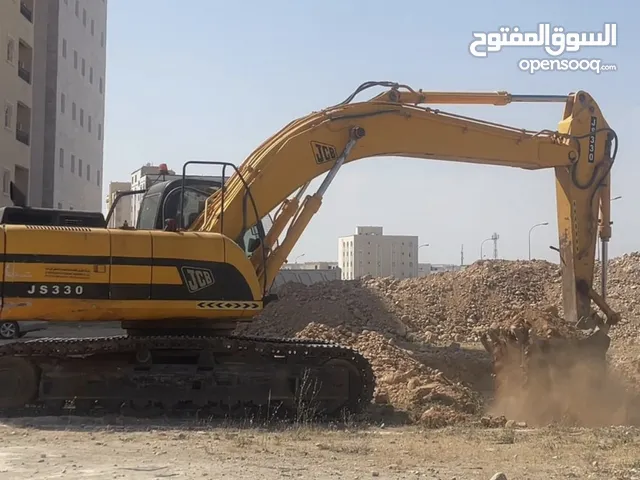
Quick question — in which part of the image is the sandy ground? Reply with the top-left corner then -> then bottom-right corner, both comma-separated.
2,323 -> 640,480
1,419 -> 640,480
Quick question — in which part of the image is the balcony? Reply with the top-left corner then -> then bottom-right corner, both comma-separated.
20,1 -> 33,23
15,102 -> 31,147
18,41 -> 32,85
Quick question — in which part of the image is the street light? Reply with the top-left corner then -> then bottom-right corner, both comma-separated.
418,243 -> 430,266
294,253 -> 305,264
480,237 -> 492,260
528,222 -> 549,260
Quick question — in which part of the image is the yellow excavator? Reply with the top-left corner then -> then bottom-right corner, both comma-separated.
0,81 -> 620,417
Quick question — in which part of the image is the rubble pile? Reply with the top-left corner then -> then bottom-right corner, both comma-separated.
594,252 -> 640,341
296,323 -> 483,426
240,259 -> 565,345
236,252 -> 640,426
361,259 -> 563,345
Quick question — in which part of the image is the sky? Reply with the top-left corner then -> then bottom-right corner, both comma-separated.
102,0 -> 639,266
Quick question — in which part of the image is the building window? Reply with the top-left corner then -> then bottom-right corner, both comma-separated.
59,148 -> 64,167
58,202 -> 62,209
4,102 -> 13,130
71,154 -> 75,173
80,108 -> 84,126
6,37 -> 15,64
75,0 -> 79,17
82,9 -> 87,26
81,58 -> 85,76
73,50 -> 78,69
72,102 -> 76,120
62,38 -> 67,58
2,169 -> 10,196
86,164 -> 90,181
88,115 -> 92,132
89,66 -> 93,83
91,19 -> 95,35
78,159 -> 83,177
100,32 -> 104,48
98,123 -> 102,140
97,169 -> 101,186
99,77 -> 103,94
60,93 -> 65,113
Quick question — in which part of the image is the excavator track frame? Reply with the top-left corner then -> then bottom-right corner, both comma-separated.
0,335 -> 375,419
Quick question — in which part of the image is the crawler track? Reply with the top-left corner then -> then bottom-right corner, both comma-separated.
0,334 -> 376,419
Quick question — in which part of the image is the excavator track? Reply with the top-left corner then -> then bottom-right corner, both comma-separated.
0,334 -> 376,419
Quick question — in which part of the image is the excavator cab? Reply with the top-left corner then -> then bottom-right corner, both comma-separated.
134,177 -> 223,230
114,175 -> 270,258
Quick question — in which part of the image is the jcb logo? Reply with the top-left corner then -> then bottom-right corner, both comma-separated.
180,266 -> 215,293
310,141 -> 337,164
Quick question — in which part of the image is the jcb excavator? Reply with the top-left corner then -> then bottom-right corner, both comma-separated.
0,81 -> 620,417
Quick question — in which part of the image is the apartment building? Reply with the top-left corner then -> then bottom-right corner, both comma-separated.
0,0 -> 35,207
30,0 -> 107,211
105,180 -> 131,227
338,226 -> 420,280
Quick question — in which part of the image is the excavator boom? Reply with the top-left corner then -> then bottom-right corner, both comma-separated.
190,82 -> 618,331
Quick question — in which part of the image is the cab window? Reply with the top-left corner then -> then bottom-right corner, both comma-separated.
137,193 -> 160,230
240,224 -> 261,256
162,188 -> 209,229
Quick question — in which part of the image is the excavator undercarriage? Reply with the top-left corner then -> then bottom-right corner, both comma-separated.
0,332 -> 375,418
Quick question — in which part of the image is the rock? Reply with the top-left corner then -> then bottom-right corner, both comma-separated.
489,474 -> 508,480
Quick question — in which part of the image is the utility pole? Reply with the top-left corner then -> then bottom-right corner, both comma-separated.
460,244 -> 464,266
491,232 -> 499,260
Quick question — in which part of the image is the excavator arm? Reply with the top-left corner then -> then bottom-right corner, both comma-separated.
189,81 -> 618,331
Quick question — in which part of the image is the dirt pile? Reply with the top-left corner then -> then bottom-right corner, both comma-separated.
295,323 -> 483,426
241,259 -> 564,345
236,253 -> 640,426
594,252 -> 640,341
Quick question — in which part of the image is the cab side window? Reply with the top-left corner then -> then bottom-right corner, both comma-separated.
240,225 -> 261,256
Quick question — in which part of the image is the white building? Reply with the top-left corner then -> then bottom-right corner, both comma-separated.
30,0 -> 108,211
105,181 -> 131,227
281,261 -> 339,271
0,0 -> 34,207
418,263 -> 462,276
338,226 -> 419,280
130,164 -> 175,225
129,164 -> 225,226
